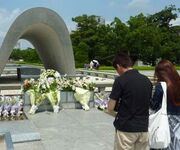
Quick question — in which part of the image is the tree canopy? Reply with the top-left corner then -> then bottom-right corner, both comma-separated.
71,5 -> 180,66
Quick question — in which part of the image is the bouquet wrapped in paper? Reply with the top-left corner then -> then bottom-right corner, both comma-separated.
74,87 -> 92,111
22,69 -> 62,114
73,78 -> 96,111
40,69 -> 61,113
46,90 -> 60,113
28,90 -> 45,114
23,79 -> 41,114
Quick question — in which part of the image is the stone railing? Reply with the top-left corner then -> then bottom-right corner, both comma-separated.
76,69 -> 118,79
76,69 -> 158,92
76,69 -> 156,83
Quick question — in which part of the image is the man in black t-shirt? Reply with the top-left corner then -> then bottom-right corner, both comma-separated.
108,52 -> 152,150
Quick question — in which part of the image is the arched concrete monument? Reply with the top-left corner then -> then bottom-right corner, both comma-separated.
0,7 -> 76,75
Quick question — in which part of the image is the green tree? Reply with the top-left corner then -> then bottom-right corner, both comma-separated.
127,13 -> 161,65
148,5 -> 178,28
71,5 -> 180,66
23,48 -> 41,63
74,41 -> 89,67
10,49 -> 23,60
10,48 -> 41,63
71,15 -> 129,66
148,5 -> 180,64
126,6 -> 180,65
109,17 -> 129,52
71,15 -> 98,63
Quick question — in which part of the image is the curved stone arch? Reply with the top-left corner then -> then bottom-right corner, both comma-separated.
0,7 -> 75,75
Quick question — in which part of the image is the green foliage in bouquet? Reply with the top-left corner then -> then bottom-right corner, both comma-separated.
82,82 -> 96,91
37,69 -> 61,93
75,78 -> 96,91
60,77 -> 76,92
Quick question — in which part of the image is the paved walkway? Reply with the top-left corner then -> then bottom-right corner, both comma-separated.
14,109 -> 115,150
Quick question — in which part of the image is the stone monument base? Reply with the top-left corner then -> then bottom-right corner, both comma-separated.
23,91 -> 95,111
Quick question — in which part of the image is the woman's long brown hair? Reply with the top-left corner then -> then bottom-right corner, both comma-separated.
155,60 -> 180,106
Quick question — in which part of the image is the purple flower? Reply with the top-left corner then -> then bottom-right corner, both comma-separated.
95,99 -> 109,109
0,104 -> 4,111
4,104 -> 12,112
10,105 -> 19,115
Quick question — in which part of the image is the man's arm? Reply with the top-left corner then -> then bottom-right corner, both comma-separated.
106,99 -> 118,117
108,99 -> 116,111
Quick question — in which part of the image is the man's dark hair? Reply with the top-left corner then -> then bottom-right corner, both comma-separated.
112,52 -> 133,69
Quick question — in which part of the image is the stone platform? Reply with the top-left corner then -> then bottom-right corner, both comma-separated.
0,118 -> 41,143
14,108 -> 114,150
0,104 -> 115,150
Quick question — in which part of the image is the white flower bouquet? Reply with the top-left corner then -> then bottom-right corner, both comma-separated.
39,69 -> 61,113
22,69 -> 61,114
74,87 -> 91,110
46,90 -> 60,113
74,78 -> 96,111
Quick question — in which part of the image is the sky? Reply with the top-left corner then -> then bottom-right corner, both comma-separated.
0,0 -> 180,48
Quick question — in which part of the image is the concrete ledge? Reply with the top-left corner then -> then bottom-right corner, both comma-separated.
0,120 -> 41,144
12,133 -> 41,143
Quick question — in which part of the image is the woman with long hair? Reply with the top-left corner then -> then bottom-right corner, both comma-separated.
150,60 -> 180,150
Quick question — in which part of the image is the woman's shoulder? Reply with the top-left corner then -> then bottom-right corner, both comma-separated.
153,82 -> 164,95
155,82 -> 163,90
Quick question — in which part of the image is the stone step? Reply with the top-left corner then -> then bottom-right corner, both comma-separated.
0,84 -> 21,90
0,83 -> 21,90
2,69 -> 17,74
0,90 -> 22,96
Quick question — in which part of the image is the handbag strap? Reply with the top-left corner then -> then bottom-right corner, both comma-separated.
160,82 -> 167,114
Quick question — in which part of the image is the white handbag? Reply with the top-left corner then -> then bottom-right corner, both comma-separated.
149,82 -> 171,149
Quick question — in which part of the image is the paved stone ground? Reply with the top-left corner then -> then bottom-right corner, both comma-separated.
14,109 -> 115,150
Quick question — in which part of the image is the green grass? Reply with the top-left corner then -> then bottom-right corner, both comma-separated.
176,66 -> 180,70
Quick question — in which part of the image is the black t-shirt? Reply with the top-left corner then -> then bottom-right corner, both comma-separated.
109,69 -> 152,132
